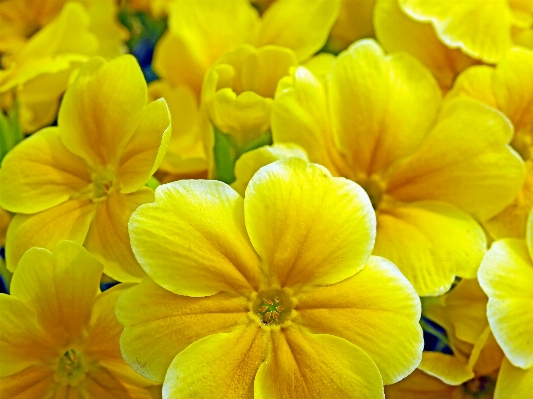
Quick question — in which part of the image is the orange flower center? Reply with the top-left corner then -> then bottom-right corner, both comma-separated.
461,375 -> 495,398
252,289 -> 293,326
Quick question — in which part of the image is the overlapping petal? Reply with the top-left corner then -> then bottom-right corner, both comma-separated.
418,352 -> 474,385
0,127 -> 91,214
255,327 -> 384,399
295,255 -> 422,384
129,181 -> 261,296
244,158 -> 375,290
0,366 -> 55,399
494,357 -> 533,399
163,325 -> 266,399
116,278 -> 249,382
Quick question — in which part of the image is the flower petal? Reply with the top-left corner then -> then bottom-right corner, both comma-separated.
272,66 -> 347,176
494,357 -> 533,399
254,0 -> 340,62
245,158 -> 375,290
58,55 -> 147,167
399,0 -> 513,63
418,352 -> 474,385
330,39 -> 441,177
374,0 -> 475,91
295,255 -> 422,384
10,241 -> 103,346
0,296 -> 55,377
5,199 -> 95,272
231,143 -> 308,197
0,127 -> 91,214
129,181 -> 261,297
374,201 -> 486,296
384,369 -> 455,399
388,98 -> 525,221
116,279 -> 249,382
84,189 -> 153,282
255,326 -> 384,399
478,238 -> 533,369
163,324 -> 266,399
0,366 -> 55,399
117,98 -> 171,194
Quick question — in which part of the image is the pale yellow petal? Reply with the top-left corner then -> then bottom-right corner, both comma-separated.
5,199 -> 95,272
374,201 -> 486,296
446,65 -> 498,108
255,326 -> 384,399
116,279 -> 249,382
129,181 -> 261,297
244,158 -> 375,290
494,357 -> 533,399
10,241 -> 103,346
0,127 -> 91,214
84,189 -> 153,283
162,324 -> 266,399
478,238 -> 533,369
388,98 -> 524,221
331,39 -> 441,176
295,255 -> 422,384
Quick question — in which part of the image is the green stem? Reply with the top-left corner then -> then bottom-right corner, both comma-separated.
420,317 -> 450,349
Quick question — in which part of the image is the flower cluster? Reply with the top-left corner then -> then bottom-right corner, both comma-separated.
0,1 -> 532,398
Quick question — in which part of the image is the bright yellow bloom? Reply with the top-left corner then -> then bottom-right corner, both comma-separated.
0,55 -> 171,282
118,158 -> 422,398
150,0 -> 340,179
272,39 -> 525,296
0,0 -> 126,133
386,279 -> 504,399
448,47 -> 533,239
327,0 -> 376,52
0,241 -> 159,398
399,0 -> 533,64
374,0 -> 477,92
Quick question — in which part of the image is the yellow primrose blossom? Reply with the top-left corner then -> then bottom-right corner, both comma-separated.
0,0 -> 126,133
374,0 -> 477,92
0,240 -> 160,398
272,39 -> 525,296
117,158 -> 423,398
399,0 -> 533,64
327,0 -> 376,53
447,47 -> 533,239
387,279 -> 504,398
0,55 -> 171,282
150,0 -> 339,179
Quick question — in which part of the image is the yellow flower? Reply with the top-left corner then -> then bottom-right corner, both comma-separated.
447,47 -> 533,239
150,0 -> 340,179
0,55 -> 171,282
399,0 -> 533,64
387,279 -> 504,399
272,39 -> 525,296
373,0 -> 477,92
0,0 -> 127,133
0,240 -> 159,398
117,158 -> 423,398
327,0 -> 376,53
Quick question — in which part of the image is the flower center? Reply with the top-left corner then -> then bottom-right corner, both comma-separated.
462,375 -> 495,398
252,289 -> 293,326
355,175 -> 386,209
511,131 -> 533,160
55,349 -> 86,386
91,168 -> 116,201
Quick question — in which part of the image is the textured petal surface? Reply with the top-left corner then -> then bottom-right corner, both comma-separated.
388,98 -> 524,221
330,39 -> 441,177
84,189 -> 153,282
295,256 -> 422,384
10,241 -> 103,347
384,369 -> 455,399
163,324 -> 266,399
232,143 -> 308,197
254,0 -> 340,61
255,327 -> 384,399
117,279 -> 249,382
400,0 -> 513,63
245,158 -> 375,290
494,357 -> 533,399
58,55 -> 146,167
0,366 -> 55,399
129,181 -> 261,296
117,98 -> 172,193
374,201 -> 486,296
418,352 -> 474,385
5,199 -> 95,271
478,238 -> 533,369
0,127 -> 90,214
